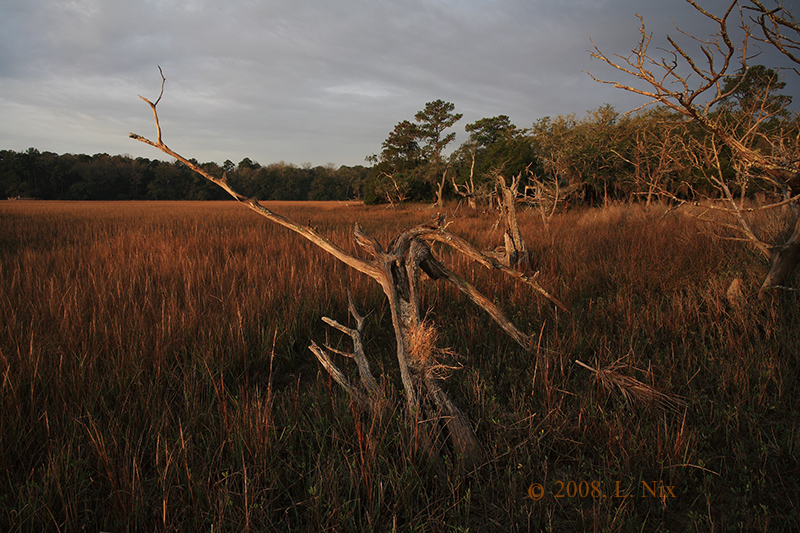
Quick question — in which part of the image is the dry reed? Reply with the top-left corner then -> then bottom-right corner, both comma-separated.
0,200 -> 797,531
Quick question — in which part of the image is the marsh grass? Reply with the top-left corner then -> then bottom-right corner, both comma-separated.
1,200 -> 798,531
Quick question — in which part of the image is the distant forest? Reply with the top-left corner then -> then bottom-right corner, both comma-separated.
3,64 -> 796,205
0,149 -> 370,202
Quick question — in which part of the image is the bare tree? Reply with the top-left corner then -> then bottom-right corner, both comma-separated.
523,171 -> 562,229
590,0 -> 800,298
451,147 -> 478,210
130,69 -> 566,469
489,167 -> 571,262
434,167 -> 448,208
607,108 -> 688,206
490,171 -> 528,268
374,171 -> 410,209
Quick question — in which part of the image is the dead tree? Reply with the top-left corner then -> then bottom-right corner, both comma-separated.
490,171 -> 528,268
590,0 -> 800,298
452,149 -> 478,210
747,0 -> 800,294
434,168 -> 448,208
375,171 -> 409,209
130,69 -> 566,469
610,116 -> 687,207
521,169 -> 583,229
522,177 -> 558,229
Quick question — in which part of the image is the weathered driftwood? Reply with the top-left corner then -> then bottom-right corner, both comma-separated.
130,69 -> 565,469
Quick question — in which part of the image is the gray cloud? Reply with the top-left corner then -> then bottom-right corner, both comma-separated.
0,0 -> 795,166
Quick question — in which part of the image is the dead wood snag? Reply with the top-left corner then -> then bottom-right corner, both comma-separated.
130,72 -> 565,470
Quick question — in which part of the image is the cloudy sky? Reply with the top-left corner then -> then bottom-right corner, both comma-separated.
1,0 -> 796,167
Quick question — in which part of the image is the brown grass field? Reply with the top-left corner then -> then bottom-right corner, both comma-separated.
1,200 -> 798,531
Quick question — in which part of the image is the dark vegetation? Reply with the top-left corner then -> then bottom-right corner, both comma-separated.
0,150 -> 369,202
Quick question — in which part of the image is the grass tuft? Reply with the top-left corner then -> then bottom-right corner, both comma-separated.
575,358 -> 688,414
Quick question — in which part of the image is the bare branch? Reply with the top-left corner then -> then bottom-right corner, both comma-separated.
748,0 -> 800,64
707,135 -> 773,259
590,1 -> 800,295
135,66 -> 166,144
421,227 -> 568,312
130,85 -> 382,282
319,297 -> 378,396
415,252 -> 534,350
309,342 -> 372,409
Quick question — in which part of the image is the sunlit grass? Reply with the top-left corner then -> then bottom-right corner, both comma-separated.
0,200 -> 798,531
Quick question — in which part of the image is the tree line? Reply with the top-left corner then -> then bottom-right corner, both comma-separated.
0,150 -> 369,202
367,65 -> 797,207
1,65 -> 794,205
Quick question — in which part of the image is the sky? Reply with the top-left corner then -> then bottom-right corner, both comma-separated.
1,0 -> 797,167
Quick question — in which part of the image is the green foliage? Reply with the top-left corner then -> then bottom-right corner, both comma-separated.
366,100 -> 462,204
414,99 -> 463,170
465,115 -> 516,147
719,65 -> 792,124
462,115 -> 536,179
527,104 -> 634,203
378,120 -> 425,172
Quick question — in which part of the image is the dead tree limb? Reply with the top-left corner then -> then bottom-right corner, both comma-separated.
130,72 -> 565,469
747,0 -> 800,66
